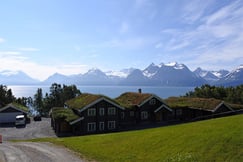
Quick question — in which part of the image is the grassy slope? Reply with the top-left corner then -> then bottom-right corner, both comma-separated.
31,115 -> 243,162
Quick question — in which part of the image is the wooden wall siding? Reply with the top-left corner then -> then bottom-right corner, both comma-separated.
120,109 -> 137,126
138,97 -> 169,122
155,109 -> 173,121
78,100 -> 122,134
178,108 -> 210,121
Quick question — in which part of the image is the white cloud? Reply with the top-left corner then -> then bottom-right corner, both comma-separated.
0,38 -> 5,43
18,48 -> 39,52
182,0 -> 214,23
0,49 -> 89,81
0,51 -> 21,55
159,1 -> 243,70
57,64 -> 89,75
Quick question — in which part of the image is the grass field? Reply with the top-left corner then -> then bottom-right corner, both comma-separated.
31,115 -> 243,162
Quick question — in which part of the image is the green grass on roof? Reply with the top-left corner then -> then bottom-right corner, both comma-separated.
228,103 -> 243,110
165,97 -> 223,110
115,92 -> 152,109
12,102 -> 29,112
51,107 -> 79,123
66,93 -> 121,110
66,93 -> 103,109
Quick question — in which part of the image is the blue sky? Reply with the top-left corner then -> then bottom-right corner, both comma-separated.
0,0 -> 243,81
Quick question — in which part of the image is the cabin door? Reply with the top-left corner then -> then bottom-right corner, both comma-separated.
155,111 -> 162,121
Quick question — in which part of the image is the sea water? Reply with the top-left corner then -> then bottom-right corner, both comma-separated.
8,85 -> 194,99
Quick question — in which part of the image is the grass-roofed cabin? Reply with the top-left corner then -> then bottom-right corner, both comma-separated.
50,107 -> 79,136
65,93 -> 125,135
115,92 -> 173,126
0,103 -> 29,125
165,97 -> 235,121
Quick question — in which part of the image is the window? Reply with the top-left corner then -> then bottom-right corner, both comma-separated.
130,111 -> 134,117
108,107 -> 116,115
108,121 -> 116,130
87,123 -> 96,132
99,122 -> 105,131
176,109 -> 182,116
149,99 -> 156,105
88,108 -> 96,116
121,112 -> 125,119
141,111 -> 148,120
99,108 -> 105,116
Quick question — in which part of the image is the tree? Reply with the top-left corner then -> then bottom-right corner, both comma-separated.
0,85 -> 15,104
33,88 -> 44,115
32,83 -> 81,116
185,84 -> 243,104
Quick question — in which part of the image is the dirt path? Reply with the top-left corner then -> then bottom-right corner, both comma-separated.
0,142 -> 83,162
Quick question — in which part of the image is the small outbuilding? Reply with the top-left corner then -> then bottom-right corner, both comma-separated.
165,97 -> 235,121
0,103 -> 28,124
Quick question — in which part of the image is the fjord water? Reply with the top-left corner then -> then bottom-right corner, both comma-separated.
9,85 -> 194,99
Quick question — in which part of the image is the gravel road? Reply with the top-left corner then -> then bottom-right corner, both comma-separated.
0,142 -> 82,162
0,118 -> 84,162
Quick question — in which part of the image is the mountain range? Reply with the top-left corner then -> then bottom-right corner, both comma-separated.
0,62 -> 242,87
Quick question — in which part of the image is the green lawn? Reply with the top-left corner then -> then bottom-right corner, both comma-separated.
31,115 -> 243,162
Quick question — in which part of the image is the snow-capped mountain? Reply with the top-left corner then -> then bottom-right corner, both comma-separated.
194,68 -> 219,83
143,63 -> 160,78
120,69 -> 150,85
211,70 -> 229,78
149,62 -> 206,86
194,68 -> 229,83
80,68 -> 111,85
43,73 -> 73,85
217,65 -> 243,86
0,70 -> 39,85
1,63 -> 242,86
105,68 -> 135,78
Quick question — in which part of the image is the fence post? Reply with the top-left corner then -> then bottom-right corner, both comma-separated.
0,134 -> 2,143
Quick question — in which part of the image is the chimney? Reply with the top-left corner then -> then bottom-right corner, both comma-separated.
138,88 -> 142,94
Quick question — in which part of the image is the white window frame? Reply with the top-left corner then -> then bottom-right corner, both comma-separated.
87,122 -> 96,132
149,99 -> 156,105
99,122 -> 105,131
108,107 -> 116,115
108,121 -> 116,130
141,111 -> 148,120
99,108 -> 105,116
88,108 -> 96,116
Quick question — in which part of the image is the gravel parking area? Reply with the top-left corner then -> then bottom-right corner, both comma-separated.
0,118 -> 56,141
0,118 -> 84,162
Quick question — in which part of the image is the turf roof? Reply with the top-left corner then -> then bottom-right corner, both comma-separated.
0,103 -> 29,113
115,92 -> 153,109
51,107 -> 79,123
65,93 -> 119,110
227,103 -> 243,110
165,97 -> 226,111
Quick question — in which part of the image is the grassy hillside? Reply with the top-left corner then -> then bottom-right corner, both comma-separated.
31,115 -> 243,162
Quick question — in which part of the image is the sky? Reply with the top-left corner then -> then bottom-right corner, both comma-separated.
0,0 -> 243,81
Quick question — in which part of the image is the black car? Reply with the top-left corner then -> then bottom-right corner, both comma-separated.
33,115 -> 42,121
